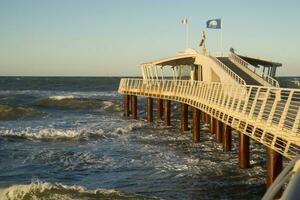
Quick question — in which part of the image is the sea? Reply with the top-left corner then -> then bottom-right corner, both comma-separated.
0,77 -> 279,200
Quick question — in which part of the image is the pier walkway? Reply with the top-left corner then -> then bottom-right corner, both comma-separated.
118,49 -> 300,197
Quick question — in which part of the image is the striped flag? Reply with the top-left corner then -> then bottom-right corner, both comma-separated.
181,18 -> 188,25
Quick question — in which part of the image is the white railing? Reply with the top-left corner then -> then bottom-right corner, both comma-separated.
209,55 -> 246,85
119,79 -> 300,159
229,53 -> 280,87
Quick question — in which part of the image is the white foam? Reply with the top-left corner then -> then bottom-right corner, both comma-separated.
102,101 -> 114,109
49,95 -> 75,100
0,128 -> 104,140
0,181 -> 121,200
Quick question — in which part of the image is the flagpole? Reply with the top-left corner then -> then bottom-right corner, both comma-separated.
221,19 -> 223,55
185,19 -> 188,49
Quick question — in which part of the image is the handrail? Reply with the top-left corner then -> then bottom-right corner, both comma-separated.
229,53 -> 280,87
208,55 -> 246,85
119,79 -> 300,160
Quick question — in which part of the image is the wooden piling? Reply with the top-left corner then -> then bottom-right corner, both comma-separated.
164,100 -> 170,126
192,108 -> 200,143
131,95 -> 137,120
238,131 -> 250,168
223,123 -> 232,152
123,94 -> 130,117
266,147 -> 283,188
157,98 -> 163,120
180,103 -> 188,131
215,120 -> 223,143
147,97 -> 153,122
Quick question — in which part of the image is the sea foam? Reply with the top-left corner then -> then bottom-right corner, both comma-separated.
0,128 -> 105,140
0,181 -> 151,200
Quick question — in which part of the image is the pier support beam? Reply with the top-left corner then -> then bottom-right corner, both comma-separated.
164,100 -> 170,126
192,108 -> 200,143
266,148 -> 283,188
215,120 -> 223,143
147,97 -> 153,122
157,98 -> 163,120
131,95 -> 137,120
223,124 -> 232,152
123,94 -> 130,117
238,131 -> 250,168
180,103 -> 188,131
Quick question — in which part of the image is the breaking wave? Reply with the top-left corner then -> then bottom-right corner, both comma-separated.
0,104 -> 43,120
35,96 -> 119,111
0,181 -> 156,200
0,128 -> 105,140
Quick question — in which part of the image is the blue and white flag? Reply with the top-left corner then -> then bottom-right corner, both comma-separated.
206,18 -> 222,29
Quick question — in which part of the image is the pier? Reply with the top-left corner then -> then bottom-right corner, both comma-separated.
118,48 -> 300,194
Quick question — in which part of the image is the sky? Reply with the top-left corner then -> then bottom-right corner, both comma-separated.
0,0 -> 299,76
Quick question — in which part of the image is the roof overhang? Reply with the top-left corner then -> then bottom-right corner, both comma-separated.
238,54 -> 282,68
140,48 -> 198,67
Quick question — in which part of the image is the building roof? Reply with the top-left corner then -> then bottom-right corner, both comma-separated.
238,54 -> 282,68
140,48 -> 198,67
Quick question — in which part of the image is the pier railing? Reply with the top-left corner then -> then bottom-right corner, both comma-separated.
229,53 -> 280,87
208,55 -> 246,85
119,78 -> 300,159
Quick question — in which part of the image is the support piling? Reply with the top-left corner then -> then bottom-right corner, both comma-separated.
192,108 -> 200,143
215,120 -> 223,143
157,98 -> 163,120
147,97 -> 153,122
266,147 -> 283,188
131,95 -> 137,120
123,94 -> 130,117
180,103 -> 188,131
223,123 -> 232,152
238,131 -> 250,168
164,100 -> 170,126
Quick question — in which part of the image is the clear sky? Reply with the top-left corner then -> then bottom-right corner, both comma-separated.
0,0 -> 299,76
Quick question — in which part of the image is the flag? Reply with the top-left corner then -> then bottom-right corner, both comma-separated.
206,18 -> 222,29
181,18 -> 188,25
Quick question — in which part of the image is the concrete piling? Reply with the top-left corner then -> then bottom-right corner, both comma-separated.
223,123 -> 232,152
238,131 -> 250,168
192,108 -> 200,143
147,97 -> 153,122
180,103 -> 188,131
164,100 -> 170,126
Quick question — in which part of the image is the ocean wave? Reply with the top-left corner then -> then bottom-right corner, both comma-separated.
0,104 -> 43,120
0,181 -> 155,200
35,96 -> 119,111
0,128 -> 105,140
113,121 -> 145,134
